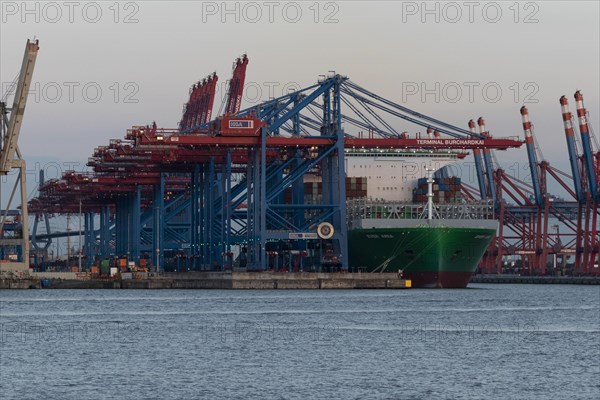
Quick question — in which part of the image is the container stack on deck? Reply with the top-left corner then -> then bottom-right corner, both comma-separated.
346,177 -> 368,199
413,177 -> 462,203
283,177 -> 368,203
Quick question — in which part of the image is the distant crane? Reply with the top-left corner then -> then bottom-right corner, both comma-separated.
179,72 -> 218,132
224,54 -> 248,116
178,54 -> 249,134
0,39 -> 39,271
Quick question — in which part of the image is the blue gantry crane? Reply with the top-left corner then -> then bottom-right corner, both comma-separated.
29,64 -> 524,272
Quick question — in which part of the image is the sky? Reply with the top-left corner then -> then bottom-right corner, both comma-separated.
1,0 -> 599,196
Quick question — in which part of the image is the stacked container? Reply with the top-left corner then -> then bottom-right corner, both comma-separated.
413,177 -> 463,203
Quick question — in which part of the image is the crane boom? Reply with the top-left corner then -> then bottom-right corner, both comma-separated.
560,95 -> 584,202
574,91 -> 599,201
0,39 -> 39,174
520,106 -> 543,206
0,39 -> 39,271
225,54 -> 248,115
178,73 -> 218,131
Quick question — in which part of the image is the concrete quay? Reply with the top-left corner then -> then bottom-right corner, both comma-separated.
471,274 -> 600,285
3,271 -> 412,290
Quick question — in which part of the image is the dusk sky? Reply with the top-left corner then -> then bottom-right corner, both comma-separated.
3,3 -> 599,393
1,1 -> 599,191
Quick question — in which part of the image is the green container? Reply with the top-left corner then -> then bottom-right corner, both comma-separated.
100,259 -> 110,274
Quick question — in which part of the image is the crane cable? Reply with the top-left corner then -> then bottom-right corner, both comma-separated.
586,112 -> 599,152
529,123 -> 546,162
1,72 -> 20,103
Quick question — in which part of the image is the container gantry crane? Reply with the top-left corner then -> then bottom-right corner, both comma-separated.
28,59 -> 524,272
477,92 -> 599,276
179,73 -> 218,132
0,39 -> 39,272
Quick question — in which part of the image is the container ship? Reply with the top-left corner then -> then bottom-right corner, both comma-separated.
344,149 -> 498,288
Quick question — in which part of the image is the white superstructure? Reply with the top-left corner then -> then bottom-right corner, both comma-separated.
344,149 -> 459,201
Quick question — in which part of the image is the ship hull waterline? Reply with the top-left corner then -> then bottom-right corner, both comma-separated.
348,224 -> 497,288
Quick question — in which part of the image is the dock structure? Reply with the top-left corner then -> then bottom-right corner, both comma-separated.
19,272 -> 411,290
471,274 -> 600,285
25,56 -> 523,274
1,42 -> 596,277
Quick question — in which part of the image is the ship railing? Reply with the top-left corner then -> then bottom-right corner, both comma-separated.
346,198 -> 495,225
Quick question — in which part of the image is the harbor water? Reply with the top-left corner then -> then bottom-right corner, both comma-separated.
1,284 -> 598,399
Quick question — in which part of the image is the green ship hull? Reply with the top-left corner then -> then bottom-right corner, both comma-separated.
348,221 -> 497,288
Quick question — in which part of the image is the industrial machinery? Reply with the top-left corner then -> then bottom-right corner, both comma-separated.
0,39 -> 39,272
28,57 -> 526,273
